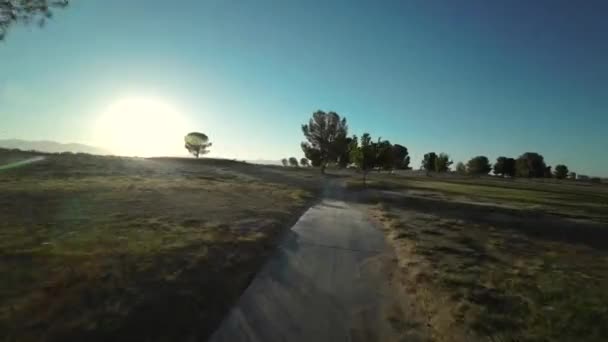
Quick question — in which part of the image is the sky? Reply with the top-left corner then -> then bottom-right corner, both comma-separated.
0,0 -> 607,176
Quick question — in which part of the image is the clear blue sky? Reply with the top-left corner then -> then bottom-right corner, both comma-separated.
1,0 -> 607,176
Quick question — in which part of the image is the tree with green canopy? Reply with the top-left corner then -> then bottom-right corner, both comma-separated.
515,152 -> 546,177
455,161 -> 466,175
554,164 -> 569,179
281,158 -> 288,167
288,157 -> 299,167
375,139 -> 394,172
493,157 -> 516,177
422,152 -> 437,172
391,144 -> 410,170
435,153 -> 453,172
466,156 -> 492,175
184,132 -> 212,158
349,133 -> 377,184
300,158 -> 309,167
1,0 -> 69,40
301,110 -> 348,173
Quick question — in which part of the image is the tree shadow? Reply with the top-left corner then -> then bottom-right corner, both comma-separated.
342,189 -> 608,252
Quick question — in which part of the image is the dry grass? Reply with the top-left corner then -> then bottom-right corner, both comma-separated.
350,173 -> 608,223
371,203 -> 608,342
0,152 -> 322,341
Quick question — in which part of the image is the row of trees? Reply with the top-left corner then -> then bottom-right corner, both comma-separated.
281,157 -> 309,167
300,111 -> 411,182
430,153 -> 585,181
298,111 -> 599,183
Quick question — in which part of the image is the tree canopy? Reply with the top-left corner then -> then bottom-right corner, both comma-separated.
435,153 -> 453,172
422,152 -> 437,172
301,111 -> 348,173
300,158 -> 309,167
184,132 -> 212,158
0,0 -> 69,40
466,156 -> 492,175
493,157 -> 516,177
455,161 -> 466,175
515,152 -> 546,178
288,157 -> 299,167
349,133 -> 377,183
391,144 -> 411,170
554,164 -> 569,179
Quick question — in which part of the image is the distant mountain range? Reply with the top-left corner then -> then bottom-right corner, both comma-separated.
0,139 -> 108,155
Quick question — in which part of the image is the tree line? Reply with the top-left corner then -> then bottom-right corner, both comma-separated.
291,111 -> 410,182
294,111 -> 602,183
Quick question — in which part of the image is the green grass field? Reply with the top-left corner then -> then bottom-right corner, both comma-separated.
0,151 -> 322,342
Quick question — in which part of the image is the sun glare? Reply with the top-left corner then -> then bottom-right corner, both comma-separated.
95,97 -> 189,157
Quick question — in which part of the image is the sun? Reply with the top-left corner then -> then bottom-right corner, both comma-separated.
95,97 -> 189,157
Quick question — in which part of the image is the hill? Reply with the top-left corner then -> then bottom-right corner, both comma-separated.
0,139 -> 108,155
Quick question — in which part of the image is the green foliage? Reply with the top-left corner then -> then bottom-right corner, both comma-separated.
568,171 -> 577,180
455,161 -> 466,175
288,157 -> 299,167
375,139 -> 394,171
281,158 -> 288,167
516,152 -> 547,178
337,136 -> 356,168
301,111 -> 349,173
349,133 -> 378,183
422,152 -> 437,172
494,157 -> 516,177
0,0 -> 69,40
554,164 -> 569,179
184,132 -> 212,158
299,158 -> 309,167
435,153 -> 453,172
466,156 -> 492,175
301,144 -> 322,167
391,144 -> 410,170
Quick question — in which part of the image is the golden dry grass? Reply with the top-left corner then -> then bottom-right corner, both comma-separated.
371,203 -> 608,342
0,152 -> 322,341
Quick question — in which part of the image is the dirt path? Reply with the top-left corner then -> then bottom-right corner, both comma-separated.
0,156 -> 45,171
208,196 -> 420,342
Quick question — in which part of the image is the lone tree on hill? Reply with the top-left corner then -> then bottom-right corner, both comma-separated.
184,132 -> 212,158
0,0 -> 69,40
301,111 -> 348,173
466,156 -> 492,175
288,157 -> 299,167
